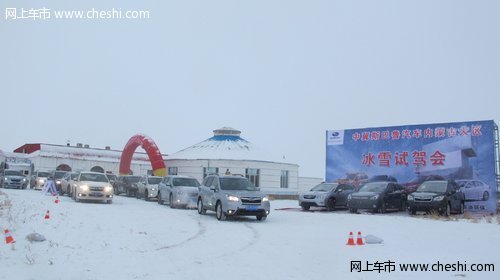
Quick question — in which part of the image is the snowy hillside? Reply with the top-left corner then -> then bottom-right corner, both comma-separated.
1,189 -> 498,280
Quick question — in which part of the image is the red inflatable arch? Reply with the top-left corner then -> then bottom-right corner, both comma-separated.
119,134 -> 167,176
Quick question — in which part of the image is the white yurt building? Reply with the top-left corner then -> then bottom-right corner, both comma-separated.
165,127 -> 300,194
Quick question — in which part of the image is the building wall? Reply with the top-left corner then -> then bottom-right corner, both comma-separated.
165,159 -> 299,194
298,177 -> 324,193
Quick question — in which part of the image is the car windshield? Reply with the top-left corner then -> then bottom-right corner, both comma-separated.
147,177 -> 162,184
80,173 -> 109,182
311,183 -> 336,192
37,172 -> 50,177
125,176 -> 141,183
220,178 -> 258,191
172,178 -> 200,187
54,171 -> 66,179
70,173 -> 79,179
359,182 -> 387,193
106,175 -> 117,180
408,177 -> 424,184
5,170 -> 23,176
416,181 -> 447,194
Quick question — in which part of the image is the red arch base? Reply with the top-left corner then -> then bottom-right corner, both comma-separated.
119,134 -> 167,176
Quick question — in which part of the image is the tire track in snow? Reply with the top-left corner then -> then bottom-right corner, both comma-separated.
214,221 -> 260,259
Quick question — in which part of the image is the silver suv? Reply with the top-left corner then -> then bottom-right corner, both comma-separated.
197,174 -> 270,221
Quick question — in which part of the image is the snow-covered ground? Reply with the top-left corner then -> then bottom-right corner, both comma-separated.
1,188 -> 498,280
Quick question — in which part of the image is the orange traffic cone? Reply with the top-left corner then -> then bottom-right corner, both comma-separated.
4,229 -> 15,244
44,210 -> 50,220
356,231 -> 365,245
346,231 -> 355,245
54,196 -> 59,204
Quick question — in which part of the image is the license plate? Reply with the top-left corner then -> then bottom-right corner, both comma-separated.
90,192 -> 103,197
246,205 -> 259,211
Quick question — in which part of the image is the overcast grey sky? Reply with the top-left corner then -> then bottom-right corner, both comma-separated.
1,0 -> 499,178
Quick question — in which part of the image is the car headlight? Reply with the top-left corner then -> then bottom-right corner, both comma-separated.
227,195 -> 239,202
22,178 -> 27,182
370,195 -> 379,200
39,179 -> 44,184
56,180 -> 62,184
262,196 -> 269,202
433,195 -> 444,201
104,186 -> 113,192
80,185 -> 89,191
407,195 -> 414,201
151,187 -> 156,191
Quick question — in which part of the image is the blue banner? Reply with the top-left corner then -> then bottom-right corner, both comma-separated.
326,120 -> 498,213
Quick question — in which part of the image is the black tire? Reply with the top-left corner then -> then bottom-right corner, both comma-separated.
126,189 -> 131,197
107,200 -> 112,204
169,194 -> 175,209
158,192 -> 164,205
114,187 -> 119,195
197,198 -> 206,215
216,201 -> 226,221
145,190 -> 150,201
459,202 -> 464,214
301,205 -> 310,211
135,190 -> 140,199
256,215 -> 267,221
443,203 -> 451,217
409,208 -> 416,215
326,198 -> 336,211
379,203 -> 387,214
483,191 -> 489,201
349,208 -> 357,213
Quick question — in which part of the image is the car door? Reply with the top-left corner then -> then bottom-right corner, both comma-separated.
200,176 -> 214,208
207,177 -> 220,211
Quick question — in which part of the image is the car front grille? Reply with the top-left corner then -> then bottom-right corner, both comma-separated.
415,197 -> 432,202
90,187 -> 104,191
303,195 -> 316,199
241,197 -> 262,204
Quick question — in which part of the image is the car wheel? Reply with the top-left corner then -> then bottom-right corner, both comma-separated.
444,203 -> 451,217
216,202 -> 226,221
169,194 -> 175,209
135,190 -> 140,199
197,198 -> 206,215
145,190 -> 150,201
107,200 -> 112,204
409,209 -> 416,215
158,192 -> 163,205
482,191 -> 489,201
114,187 -> 118,195
256,215 -> 267,221
459,202 -> 464,214
326,198 -> 336,211
301,205 -> 310,211
379,203 -> 387,214
349,208 -> 357,213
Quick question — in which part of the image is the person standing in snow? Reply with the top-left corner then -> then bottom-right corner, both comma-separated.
43,175 -> 57,196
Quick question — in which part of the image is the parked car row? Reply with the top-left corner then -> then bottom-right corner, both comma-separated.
300,179 -> 467,217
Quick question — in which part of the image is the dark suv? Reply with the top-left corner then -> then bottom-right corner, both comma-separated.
113,175 -> 141,197
407,180 -> 465,216
299,183 -> 356,211
348,181 -> 406,213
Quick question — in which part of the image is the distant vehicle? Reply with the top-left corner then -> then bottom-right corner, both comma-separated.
348,182 -> 406,213
113,175 -> 141,197
0,169 -> 28,189
298,182 -> 356,211
456,179 -> 491,201
51,170 -> 68,194
31,170 -> 51,190
336,172 -> 368,188
197,174 -> 270,221
407,180 -> 465,216
136,175 -> 162,201
367,175 -> 398,183
402,175 -> 445,194
72,171 -> 113,204
61,172 -> 79,196
158,175 -> 200,208
106,174 -> 118,185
